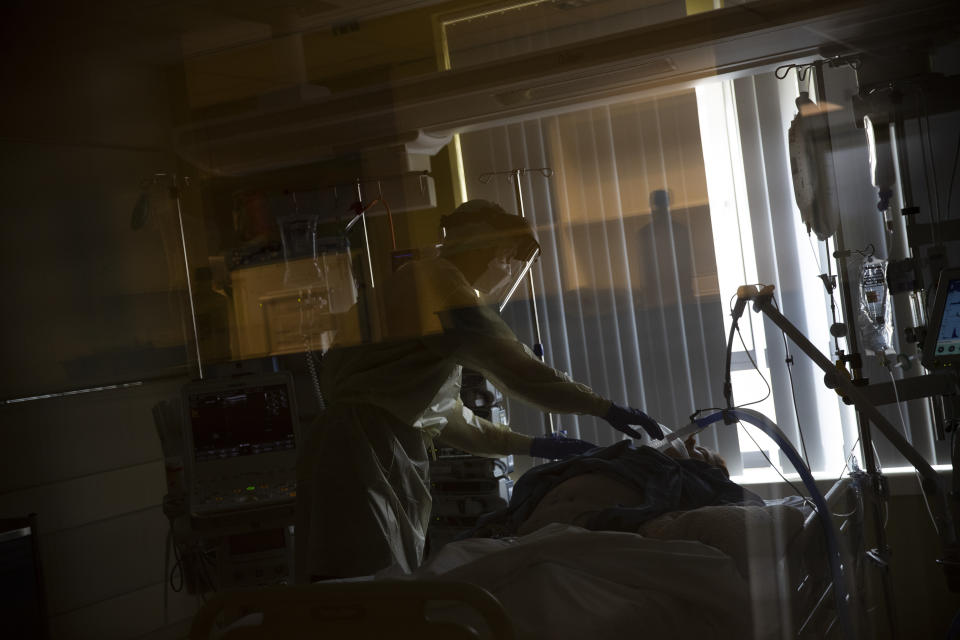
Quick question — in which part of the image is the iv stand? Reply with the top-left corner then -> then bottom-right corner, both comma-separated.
479,167 -> 556,435
141,173 -> 204,380
812,61 -> 898,635
172,178 -> 204,381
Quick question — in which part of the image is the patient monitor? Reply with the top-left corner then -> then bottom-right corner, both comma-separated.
922,268 -> 960,371
181,372 -> 300,517
155,371 -> 302,593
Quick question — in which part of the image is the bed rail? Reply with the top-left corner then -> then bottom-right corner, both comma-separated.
189,579 -> 515,640
786,473 -> 885,640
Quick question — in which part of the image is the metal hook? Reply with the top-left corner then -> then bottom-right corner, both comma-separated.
478,167 -> 554,183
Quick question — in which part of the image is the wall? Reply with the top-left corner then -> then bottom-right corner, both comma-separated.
1,5 -> 460,638
753,472 -> 960,638
886,486 -> 960,638
0,7 -> 201,639
3,4 -> 958,640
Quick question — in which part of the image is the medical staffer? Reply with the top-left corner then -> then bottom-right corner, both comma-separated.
295,200 -> 664,580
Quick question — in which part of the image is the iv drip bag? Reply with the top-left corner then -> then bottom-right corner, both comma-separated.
788,92 -> 841,240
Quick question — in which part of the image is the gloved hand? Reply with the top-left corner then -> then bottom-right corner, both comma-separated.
529,433 -> 597,460
604,403 -> 664,440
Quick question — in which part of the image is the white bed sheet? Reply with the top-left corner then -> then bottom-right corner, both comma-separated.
383,522 -> 781,640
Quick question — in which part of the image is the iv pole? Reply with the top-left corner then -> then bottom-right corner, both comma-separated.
479,167 -> 556,435
136,173 -> 204,380
810,60 -> 905,636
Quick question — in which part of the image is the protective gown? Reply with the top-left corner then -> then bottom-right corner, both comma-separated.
295,256 -> 611,580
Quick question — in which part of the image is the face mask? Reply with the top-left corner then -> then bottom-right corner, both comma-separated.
473,254 -> 514,296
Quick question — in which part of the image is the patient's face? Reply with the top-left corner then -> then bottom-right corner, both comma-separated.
517,472 -> 644,536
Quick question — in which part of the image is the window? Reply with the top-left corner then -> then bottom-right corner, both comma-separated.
444,2 -> 947,481
696,77 -> 857,481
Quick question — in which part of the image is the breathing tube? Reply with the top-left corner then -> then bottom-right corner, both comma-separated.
691,408 -> 854,640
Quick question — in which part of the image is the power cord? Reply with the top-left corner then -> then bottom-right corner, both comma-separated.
734,325 -> 772,408
945,129 -> 960,219
771,297 -> 812,470
886,364 -> 939,535
722,289 -> 820,510
736,419 -> 816,511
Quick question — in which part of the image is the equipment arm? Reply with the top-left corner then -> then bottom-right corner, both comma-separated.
735,285 -> 955,544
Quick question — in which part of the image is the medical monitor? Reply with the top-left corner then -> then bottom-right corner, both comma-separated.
181,372 -> 300,516
922,268 -> 960,370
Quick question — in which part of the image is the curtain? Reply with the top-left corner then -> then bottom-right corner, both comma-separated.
458,64 -> 949,476
459,90 -> 744,475
733,66 -> 951,470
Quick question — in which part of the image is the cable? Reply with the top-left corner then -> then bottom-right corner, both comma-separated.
953,426 -> 958,471
886,365 -> 940,535
772,297 -> 811,469
807,234 -> 824,273
871,440 -> 884,474
734,325 -> 772,408
946,130 -> 960,220
922,91 -> 943,225
304,346 -> 326,412
917,92 -> 943,239
837,436 -> 862,482
163,527 -> 172,624
724,299 -> 807,502
737,419 -> 816,511
808,233 -> 847,355
363,198 -> 397,250
725,291 -> 772,408
719,290 -> 816,510
168,533 -> 184,593
866,436 -> 891,529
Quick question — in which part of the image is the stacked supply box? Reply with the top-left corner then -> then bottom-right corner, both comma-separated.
427,369 -> 513,555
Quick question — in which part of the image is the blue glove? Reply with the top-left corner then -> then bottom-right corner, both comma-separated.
530,433 -> 597,460
604,403 -> 664,440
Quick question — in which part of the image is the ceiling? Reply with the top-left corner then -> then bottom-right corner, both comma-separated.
5,0 -> 454,64
168,0 -> 960,175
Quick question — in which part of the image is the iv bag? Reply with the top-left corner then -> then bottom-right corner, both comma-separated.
857,257 -> 893,354
788,93 -> 840,240
274,214 -> 357,355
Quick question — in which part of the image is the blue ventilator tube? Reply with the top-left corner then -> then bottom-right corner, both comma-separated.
677,408 -> 854,640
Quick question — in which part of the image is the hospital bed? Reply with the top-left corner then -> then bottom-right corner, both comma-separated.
189,470 -> 876,640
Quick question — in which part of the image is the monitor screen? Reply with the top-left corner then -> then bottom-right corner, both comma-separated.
932,277 -> 960,360
187,383 -> 295,462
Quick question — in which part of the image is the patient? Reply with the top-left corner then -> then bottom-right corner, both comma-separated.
470,437 -> 762,539
426,439 -> 801,640
518,436 -> 729,535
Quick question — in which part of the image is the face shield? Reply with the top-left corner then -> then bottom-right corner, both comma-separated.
482,239 -> 540,312
440,201 -> 541,310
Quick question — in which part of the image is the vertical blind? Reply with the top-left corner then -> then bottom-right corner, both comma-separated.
728,71 -> 856,475
459,90 -> 744,474
457,67 -> 951,477
731,67 -> 949,471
